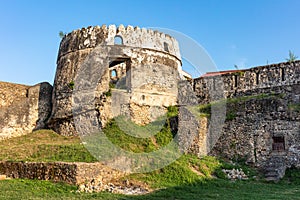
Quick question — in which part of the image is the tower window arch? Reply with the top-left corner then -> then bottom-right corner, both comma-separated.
114,35 -> 123,45
111,69 -> 117,78
164,42 -> 169,52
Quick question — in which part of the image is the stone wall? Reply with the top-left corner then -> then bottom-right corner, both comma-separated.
0,161 -> 125,185
0,82 -> 52,140
49,25 -> 181,136
191,61 -> 300,180
194,60 -> 300,103
206,84 -> 300,180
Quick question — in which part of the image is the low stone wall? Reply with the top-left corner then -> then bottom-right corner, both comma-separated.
0,161 -> 126,185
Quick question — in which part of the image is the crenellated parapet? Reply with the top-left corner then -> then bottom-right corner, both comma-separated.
194,60 -> 300,103
58,24 -> 181,61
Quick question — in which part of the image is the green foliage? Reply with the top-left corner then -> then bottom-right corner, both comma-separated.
30,144 -> 97,162
59,31 -> 66,39
2,178 -> 300,200
103,106 -> 177,153
128,155 -> 222,188
198,104 -> 212,115
213,158 -> 259,180
192,93 -> 284,120
0,179 -> 120,200
233,71 -> 245,76
226,111 -> 237,121
109,82 -> 116,89
105,83 -> 116,96
0,130 -> 95,162
68,81 -> 75,90
167,105 -> 178,118
286,50 -> 298,62
281,168 -> 300,184
288,103 -> 300,112
105,89 -> 112,97
103,119 -> 157,153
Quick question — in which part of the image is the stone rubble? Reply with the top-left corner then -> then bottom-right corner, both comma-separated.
222,168 -> 248,180
77,179 -> 150,195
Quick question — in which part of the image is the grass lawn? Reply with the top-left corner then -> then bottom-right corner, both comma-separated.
0,129 -> 97,162
1,178 -> 300,200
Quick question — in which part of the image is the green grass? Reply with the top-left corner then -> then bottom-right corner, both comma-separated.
0,179 -> 122,200
0,106 -> 176,161
127,155 -> 222,188
1,105 -> 300,199
0,129 -> 96,162
104,117 -> 174,153
1,178 -> 300,200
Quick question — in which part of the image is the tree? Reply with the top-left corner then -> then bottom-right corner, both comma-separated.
286,50 -> 298,62
59,31 -> 66,39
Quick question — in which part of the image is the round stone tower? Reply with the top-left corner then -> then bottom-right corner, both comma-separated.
48,24 -> 182,136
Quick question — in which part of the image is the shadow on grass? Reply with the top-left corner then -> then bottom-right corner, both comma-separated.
121,179 -> 300,200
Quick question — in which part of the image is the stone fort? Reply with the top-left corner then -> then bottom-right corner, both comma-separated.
0,24 -> 299,181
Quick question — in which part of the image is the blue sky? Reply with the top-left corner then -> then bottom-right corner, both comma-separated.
0,0 -> 299,85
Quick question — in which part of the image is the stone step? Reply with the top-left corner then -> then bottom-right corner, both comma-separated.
264,156 -> 286,181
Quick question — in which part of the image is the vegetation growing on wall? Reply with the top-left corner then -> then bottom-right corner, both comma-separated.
189,93 -> 285,121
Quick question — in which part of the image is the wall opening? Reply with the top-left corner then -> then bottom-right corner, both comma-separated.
234,75 -> 238,88
272,136 -> 285,151
256,72 -> 259,85
114,35 -> 123,45
163,42 -> 169,52
281,68 -> 285,81
109,58 -> 131,90
110,69 -> 117,78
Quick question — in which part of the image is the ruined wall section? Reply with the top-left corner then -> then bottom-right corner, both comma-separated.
194,61 -> 300,103
208,84 -> 300,179
49,25 -> 181,135
191,61 -> 300,179
0,82 -> 52,140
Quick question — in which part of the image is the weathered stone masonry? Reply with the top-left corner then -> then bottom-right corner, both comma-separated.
193,61 -> 300,180
1,24 -> 300,182
48,25 -> 182,136
0,161 -> 125,185
0,82 -> 52,140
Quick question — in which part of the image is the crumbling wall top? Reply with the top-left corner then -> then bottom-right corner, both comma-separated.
58,24 -> 181,61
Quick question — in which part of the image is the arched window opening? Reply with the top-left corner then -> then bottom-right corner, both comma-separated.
114,35 -> 123,45
111,69 -> 117,78
164,42 -> 169,52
